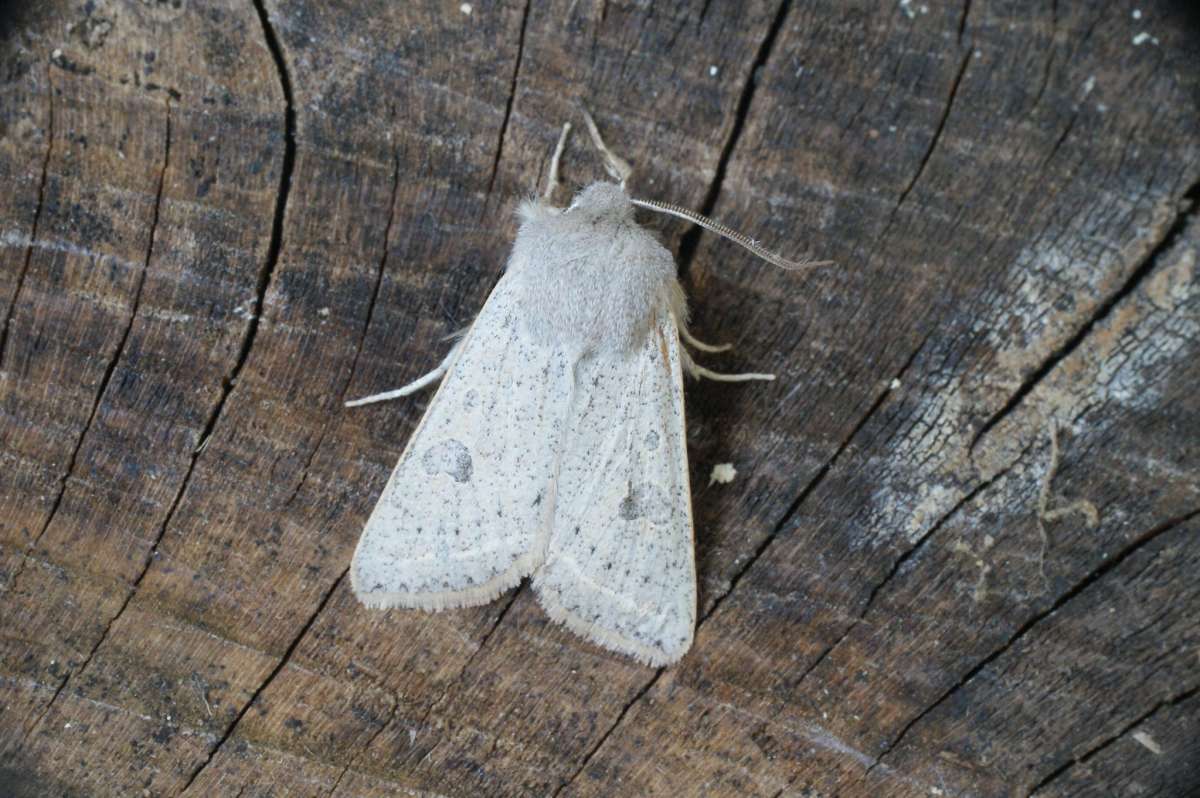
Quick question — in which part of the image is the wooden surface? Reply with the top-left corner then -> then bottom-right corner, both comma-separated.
1,1 -> 1198,796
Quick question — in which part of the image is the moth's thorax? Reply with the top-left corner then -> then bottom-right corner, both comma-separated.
509,182 -> 679,353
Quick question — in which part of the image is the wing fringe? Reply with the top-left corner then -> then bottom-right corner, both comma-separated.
534,582 -> 687,667
352,549 -> 542,612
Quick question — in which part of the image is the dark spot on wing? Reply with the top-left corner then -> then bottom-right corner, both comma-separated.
422,439 -> 473,483
618,483 -> 672,524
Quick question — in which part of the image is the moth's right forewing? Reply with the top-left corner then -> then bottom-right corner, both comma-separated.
351,277 -> 571,612
534,314 -> 696,666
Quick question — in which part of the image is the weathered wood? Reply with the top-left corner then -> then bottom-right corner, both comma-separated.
1,0 -> 285,793
1,1 -> 1198,797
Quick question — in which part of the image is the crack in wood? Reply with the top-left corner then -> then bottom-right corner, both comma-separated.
1025,683 -> 1200,796
956,0 -> 972,44
165,9 -> 304,790
187,0 -> 297,452
320,587 -> 520,796
786,448 -> 1031,699
176,569 -> 348,796
12,98 -> 173,745
860,42 -> 973,279
281,140 -> 402,512
322,694 -> 398,798
675,0 -> 791,276
215,0 -> 295,400
969,180 -> 1200,453
1030,0 -> 1058,111
416,589 -> 520,719
0,65 -> 53,369
6,99 -> 174,595
867,505 -> 1200,774
863,439 -> 1031,614
701,329 -> 928,628
192,551 -> 518,795
894,47 -> 972,212
1037,107 -> 1080,174
342,143 -> 401,402
550,668 -> 663,797
485,0 -> 531,198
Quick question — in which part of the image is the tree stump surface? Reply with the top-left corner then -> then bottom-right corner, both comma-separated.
1,1 -> 1198,796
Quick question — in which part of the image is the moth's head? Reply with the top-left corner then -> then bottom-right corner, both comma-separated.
566,181 -> 634,223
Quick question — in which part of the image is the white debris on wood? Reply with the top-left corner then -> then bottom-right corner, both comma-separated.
232,299 -> 258,320
1132,731 -> 1164,755
709,463 -> 737,486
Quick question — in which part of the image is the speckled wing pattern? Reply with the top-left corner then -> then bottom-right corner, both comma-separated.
351,276 -> 572,611
533,315 -> 696,667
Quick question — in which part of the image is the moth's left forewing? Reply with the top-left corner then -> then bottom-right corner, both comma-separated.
351,277 -> 569,612
534,312 -> 696,666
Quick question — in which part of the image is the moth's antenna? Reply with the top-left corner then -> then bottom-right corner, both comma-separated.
577,105 -> 825,271
629,197 -> 833,272
544,122 -> 571,200
579,106 -> 632,186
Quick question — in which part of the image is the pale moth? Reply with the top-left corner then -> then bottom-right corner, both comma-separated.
347,112 -> 826,667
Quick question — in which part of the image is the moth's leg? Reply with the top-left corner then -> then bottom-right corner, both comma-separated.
688,364 -> 776,383
678,325 -> 732,353
580,106 -> 633,186
345,339 -> 463,408
680,348 -> 774,382
544,122 -> 572,200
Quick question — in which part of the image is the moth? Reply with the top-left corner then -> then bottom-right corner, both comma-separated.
347,112 -> 824,666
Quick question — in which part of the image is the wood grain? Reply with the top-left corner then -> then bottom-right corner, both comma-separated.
1,1 -> 1197,796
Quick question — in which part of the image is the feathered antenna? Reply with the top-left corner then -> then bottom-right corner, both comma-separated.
579,105 -> 831,272
629,198 -> 832,272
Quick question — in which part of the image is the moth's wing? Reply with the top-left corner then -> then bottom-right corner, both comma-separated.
533,314 -> 696,666
351,276 -> 570,611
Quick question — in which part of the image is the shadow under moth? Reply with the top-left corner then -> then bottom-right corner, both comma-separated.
346,111 -> 826,666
